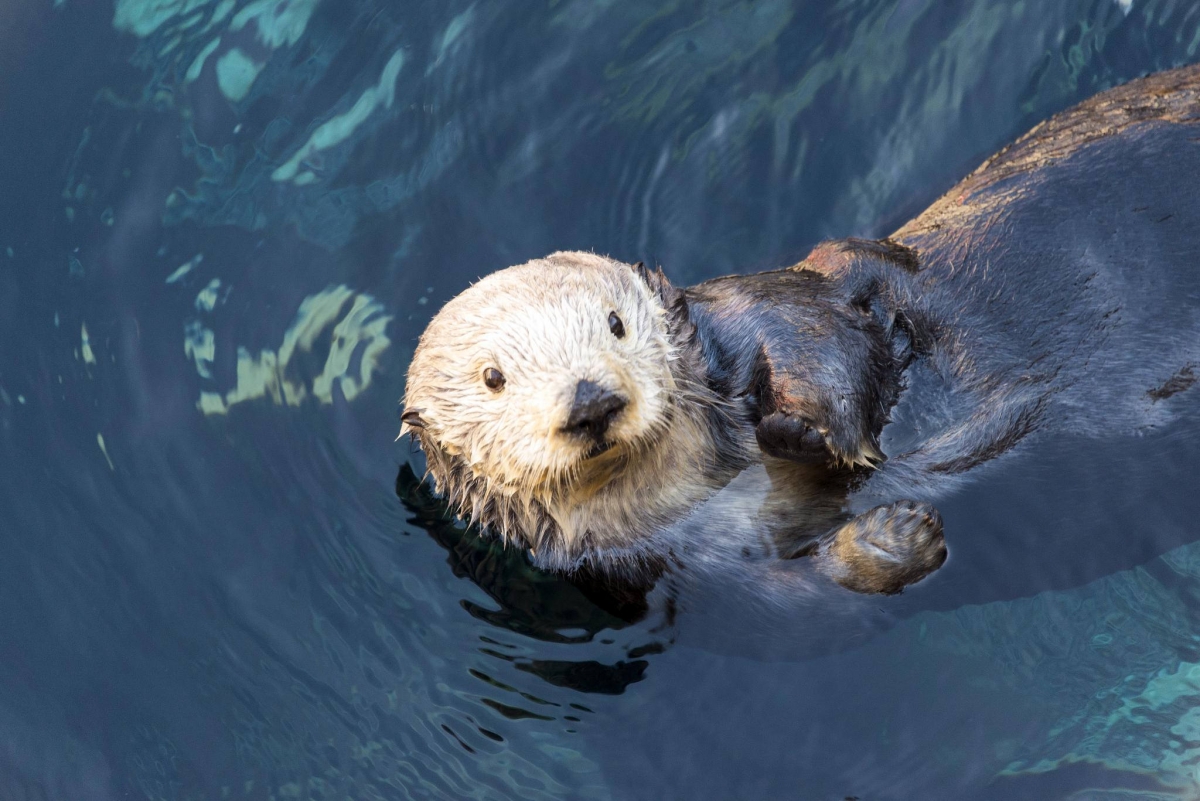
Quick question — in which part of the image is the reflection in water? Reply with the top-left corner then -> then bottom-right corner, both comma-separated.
0,0 -> 1198,797
398,455 -> 643,619
187,282 -> 393,415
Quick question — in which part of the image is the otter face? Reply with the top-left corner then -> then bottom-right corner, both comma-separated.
402,252 -> 679,508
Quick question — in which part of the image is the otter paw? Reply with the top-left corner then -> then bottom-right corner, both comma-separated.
756,412 -> 830,464
821,500 -> 947,595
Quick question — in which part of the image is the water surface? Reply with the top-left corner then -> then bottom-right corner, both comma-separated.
3,0 -> 1200,797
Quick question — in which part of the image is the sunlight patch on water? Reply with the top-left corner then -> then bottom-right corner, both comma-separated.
165,253 -> 202,283
205,0 -> 235,29
229,0 -> 321,49
115,0 -> 319,47
96,433 -> 115,471
310,294 -> 393,403
113,0 -> 209,38
193,278 -> 221,311
193,285 -> 393,415
112,0 -> 447,249
80,323 -> 96,365
272,49 -> 406,184
215,47 -> 265,101
184,321 -> 215,378
428,6 -> 474,73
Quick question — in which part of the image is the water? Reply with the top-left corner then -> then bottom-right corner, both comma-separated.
2,0 -> 1200,797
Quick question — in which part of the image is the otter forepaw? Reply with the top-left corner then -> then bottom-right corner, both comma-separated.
756,412 -> 883,470
820,500 -> 946,594
756,412 -> 830,464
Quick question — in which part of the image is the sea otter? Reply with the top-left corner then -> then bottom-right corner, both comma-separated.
400,248 -> 946,594
402,64 -> 1200,596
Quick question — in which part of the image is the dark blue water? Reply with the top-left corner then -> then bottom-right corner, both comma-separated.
3,0 -> 1200,798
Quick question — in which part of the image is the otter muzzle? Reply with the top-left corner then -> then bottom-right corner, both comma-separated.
561,380 -> 627,443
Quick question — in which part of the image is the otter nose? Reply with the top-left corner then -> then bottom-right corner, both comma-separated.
562,380 -> 627,441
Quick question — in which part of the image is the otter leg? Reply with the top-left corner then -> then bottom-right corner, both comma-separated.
817,500 -> 947,594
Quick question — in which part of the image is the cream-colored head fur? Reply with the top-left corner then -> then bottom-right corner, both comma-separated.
402,251 -> 716,566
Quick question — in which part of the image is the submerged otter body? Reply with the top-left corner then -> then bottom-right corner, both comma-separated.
403,65 -> 1200,598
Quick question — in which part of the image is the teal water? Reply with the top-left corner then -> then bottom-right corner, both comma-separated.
2,0 -> 1200,798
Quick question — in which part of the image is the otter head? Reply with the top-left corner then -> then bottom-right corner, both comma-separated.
401,251 -> 698,553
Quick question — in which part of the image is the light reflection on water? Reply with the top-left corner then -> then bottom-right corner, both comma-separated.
1,0 -> 1199,797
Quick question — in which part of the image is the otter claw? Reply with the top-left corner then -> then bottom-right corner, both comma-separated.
820,500 -> 947,595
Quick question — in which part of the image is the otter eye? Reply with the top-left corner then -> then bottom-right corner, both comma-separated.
608,311 -> 626,339
483,367 -> 506,392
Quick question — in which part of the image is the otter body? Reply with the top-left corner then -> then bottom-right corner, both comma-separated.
403,65 -> 1200,596
802,65 -> 1200,492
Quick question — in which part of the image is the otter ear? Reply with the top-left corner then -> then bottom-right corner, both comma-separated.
631,260 -> 694,346
630,260 -> 683,310
399,408 -> 427,437
630,261 -> 658,291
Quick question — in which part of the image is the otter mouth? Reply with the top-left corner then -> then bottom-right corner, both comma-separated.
583,440 -> 615,460
566,438 -> 628,500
